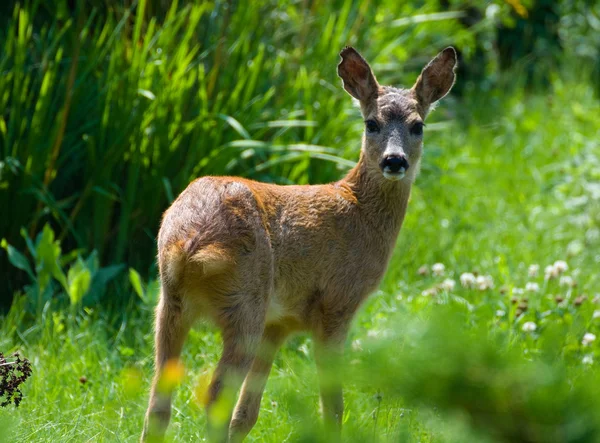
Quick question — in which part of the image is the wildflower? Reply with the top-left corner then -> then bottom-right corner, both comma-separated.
432,263 -> 445,277
512,287 -> 525,295
593,310 -> 600,319
525,282 -> 540,293
582,333 -> 596,346
545,265 -> 558,280
522,321 -> 537,332
417,265 -> 429,276
158,359 -> 185,394
440,279 -> 456,291
495,310 -> 506,317
554,295 -> 565,304
559,276 -> 575,287
351,340 -> 362,352
421,287 -> 438,297
460,272 -> 476,288
528,264 -> 539,278
476,275 -> 493,291
582,354 -> 594,365
194,369 -> 213,407
516,300 -> 528,316
574,295 -> 587,306
554,260 -> 568,273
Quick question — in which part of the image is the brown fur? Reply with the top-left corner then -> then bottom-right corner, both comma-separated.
142,46 -> 457,442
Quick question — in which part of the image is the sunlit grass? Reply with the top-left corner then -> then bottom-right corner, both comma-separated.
2,76 -> 600,441
2,1 -> 600,441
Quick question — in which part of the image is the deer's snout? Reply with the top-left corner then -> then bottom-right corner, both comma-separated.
380,155 -> 409,180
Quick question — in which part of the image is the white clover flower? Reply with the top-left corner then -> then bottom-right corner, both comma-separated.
559,276 -> 574,287
432,263 -> 445,277
417,265 -> 429,276
528,264 -> 539,278
421,287 -> 437,297
476,275 -> 494,291
522,321 -> 537,332
545,265 -> 558,280
582,332 -> 596,346
440,279 -> 456,291
496,310 -> 506,317
525,282 -> 540,293
553,260 -> 568,273
352,339 -> 363,351
582,354 -> 594,365
593,310 -> 600,319
460,272 -> 476,288
513,287 -> 525,295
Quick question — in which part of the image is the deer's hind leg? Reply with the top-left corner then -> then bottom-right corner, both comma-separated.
229,324 -> 288,442
205,289 -> 269,443
142,283 -> 195,442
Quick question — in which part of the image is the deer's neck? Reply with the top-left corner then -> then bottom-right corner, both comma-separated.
342,153 -> 412,234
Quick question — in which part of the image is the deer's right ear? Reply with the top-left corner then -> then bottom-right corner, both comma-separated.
337,47 -> 380,102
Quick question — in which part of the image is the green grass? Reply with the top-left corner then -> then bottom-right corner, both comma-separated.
2,75 -> 600,441
0,0 -> 480,302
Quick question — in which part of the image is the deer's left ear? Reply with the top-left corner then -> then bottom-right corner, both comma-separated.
412,47 -> 457,116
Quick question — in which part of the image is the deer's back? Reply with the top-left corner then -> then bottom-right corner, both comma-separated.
158,176 -> 396,330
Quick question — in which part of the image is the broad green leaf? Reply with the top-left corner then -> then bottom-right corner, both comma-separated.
129,268 -> 145,301
20,227 -> 36,258
1,239 -> 34,279
67,259 -> 92,306
35,224 -> 68,293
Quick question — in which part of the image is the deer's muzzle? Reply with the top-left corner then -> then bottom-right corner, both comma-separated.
380,155 -> 409,181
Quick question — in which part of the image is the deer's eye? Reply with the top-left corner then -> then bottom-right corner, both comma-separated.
410,122 -> 424,136
365,120 -> 380,134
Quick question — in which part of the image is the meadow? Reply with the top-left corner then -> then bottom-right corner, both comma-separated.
1,1 -> 600,442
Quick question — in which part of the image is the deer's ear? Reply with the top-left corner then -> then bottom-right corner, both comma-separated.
412,47 -> 457,116
337,47 -> 380,102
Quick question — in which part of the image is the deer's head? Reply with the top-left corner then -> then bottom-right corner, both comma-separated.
338,47 -> 457,182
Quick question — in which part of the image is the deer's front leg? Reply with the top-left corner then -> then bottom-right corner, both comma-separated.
314,325 -> 349,441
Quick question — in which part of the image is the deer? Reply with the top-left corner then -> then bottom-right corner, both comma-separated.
141,46 -> 457,442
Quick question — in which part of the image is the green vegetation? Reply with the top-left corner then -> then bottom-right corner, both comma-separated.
2,1 -> 600,442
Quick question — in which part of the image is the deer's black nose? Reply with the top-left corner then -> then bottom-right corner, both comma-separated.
380,155 -> 409,173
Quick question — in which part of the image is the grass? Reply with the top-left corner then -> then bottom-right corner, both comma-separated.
2,72 -> 600,442
0,0 -> 478,303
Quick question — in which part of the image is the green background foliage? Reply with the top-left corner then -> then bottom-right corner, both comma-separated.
1,0 -> 600,441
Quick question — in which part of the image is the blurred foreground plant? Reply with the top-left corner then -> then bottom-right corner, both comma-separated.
350,305 -> 600,442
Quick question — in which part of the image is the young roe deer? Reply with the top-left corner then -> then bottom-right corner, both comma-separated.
142,46 -> 457,442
